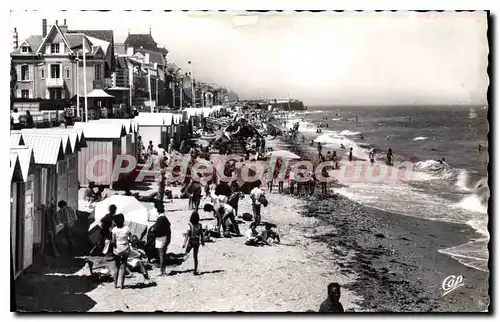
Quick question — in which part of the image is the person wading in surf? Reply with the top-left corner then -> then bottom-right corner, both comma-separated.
386,148 -> 394,166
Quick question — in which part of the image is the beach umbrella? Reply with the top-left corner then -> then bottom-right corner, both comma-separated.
89,195 -> 149,238
267,150 -> 301,160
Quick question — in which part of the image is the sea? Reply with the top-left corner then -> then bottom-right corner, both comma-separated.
283,105 -> 490,272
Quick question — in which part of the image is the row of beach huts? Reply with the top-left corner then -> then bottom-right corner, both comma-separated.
10,106 -> 226,279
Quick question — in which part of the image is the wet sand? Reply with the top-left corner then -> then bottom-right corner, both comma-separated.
302,194 -> 489,312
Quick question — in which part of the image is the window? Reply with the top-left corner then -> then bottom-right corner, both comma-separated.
65,67 -> 71,79
50,43 -> 60,54
95,64 -> 101,81
49,89 -> 62,100
50,64 -> 61,79
21,46 -> 29,53
40,68 -> 45,80
21,90 -> 29,98
21,65 -> 29,81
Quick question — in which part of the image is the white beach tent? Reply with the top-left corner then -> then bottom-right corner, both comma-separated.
267,150 -> 301,160
89,195 -> 149,238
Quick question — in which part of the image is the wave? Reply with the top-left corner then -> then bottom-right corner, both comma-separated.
413,136 -> 428,141
339,130 -> 361,136
284,119 -> 321,133
332,118 -> 342,121
313,132 -> 369,160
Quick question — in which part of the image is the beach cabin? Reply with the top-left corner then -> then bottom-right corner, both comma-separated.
157,113 -> 174,150
172,113 -> 184,147
10,133 -> 25,146
74,122 -> 127,187
19,129 -> 84,211
91,119 -> 137,159
14,136 -> 66,249
10,147 -> 37,278
135,114 -> 169,153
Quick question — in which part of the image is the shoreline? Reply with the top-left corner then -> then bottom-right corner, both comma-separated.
269,126 -> 489,312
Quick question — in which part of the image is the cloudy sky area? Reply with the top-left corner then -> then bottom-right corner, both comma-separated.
10,11 -> 488,106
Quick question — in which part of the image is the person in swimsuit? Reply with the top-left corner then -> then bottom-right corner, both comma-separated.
111,214 -> 131,289
183,211 -> 205,275
369,149 -> 376,164
386,148 -> 394,166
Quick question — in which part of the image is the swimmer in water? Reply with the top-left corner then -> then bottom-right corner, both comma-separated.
479,144 -> 483,152
369,149 -> 375,164
340,144 -> 345,149
360,134 -> 364,140
310,140 -> 315,146
386,136 -> 390,140
386,148 -> 393,166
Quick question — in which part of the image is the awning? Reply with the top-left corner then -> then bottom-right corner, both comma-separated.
87,89 -> 114,98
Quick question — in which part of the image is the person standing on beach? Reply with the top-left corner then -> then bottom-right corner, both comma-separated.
369,149 -> 375,165
158,163 -> 167,202
111,214 -> 131,289
386,148 -> 394,166
348,147 -> 353,162
55,200 -> 78,254
317,142 -> 323,156
319,283 -> 344,313
228,184 -> 243,218
99,204 -> 117,255
147,140 -> 154,157
250,181 -> 265,226
151,207 -> 171,276
182,211 -> 205,275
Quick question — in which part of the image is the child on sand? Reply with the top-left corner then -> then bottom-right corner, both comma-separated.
111,214 -> 131,289
250,181 -> 266,226
245,222 -> 265,246
183,211 -> 205,275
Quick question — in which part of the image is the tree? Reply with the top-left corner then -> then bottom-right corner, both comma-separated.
10,60 -> 17,110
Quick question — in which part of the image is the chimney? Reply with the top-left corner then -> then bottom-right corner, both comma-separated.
12,28 -> 18,50
59,18 -> 68,33
42,19 -> 47,37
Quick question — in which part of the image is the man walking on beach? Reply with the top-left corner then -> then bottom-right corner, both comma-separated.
151,207 -> 171,276
319,283 -> 344,313
250,181 -> 265,226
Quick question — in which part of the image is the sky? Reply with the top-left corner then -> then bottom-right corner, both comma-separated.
9,11 -> 488,106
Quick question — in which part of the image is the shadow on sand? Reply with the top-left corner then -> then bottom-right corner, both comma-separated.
15,256 -> 101,312
167,269 -> 225,276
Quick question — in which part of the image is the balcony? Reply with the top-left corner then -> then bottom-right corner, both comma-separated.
46,78 -> 64,88
93,78 -> 113,89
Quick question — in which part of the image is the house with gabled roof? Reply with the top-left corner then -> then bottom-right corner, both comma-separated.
11,19 -> 113,113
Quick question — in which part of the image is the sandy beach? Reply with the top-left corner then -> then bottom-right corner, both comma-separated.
15,188 -> 362,312
14,120 -> 489,313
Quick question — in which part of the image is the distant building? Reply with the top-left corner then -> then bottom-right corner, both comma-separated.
117,31 -> 169,109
